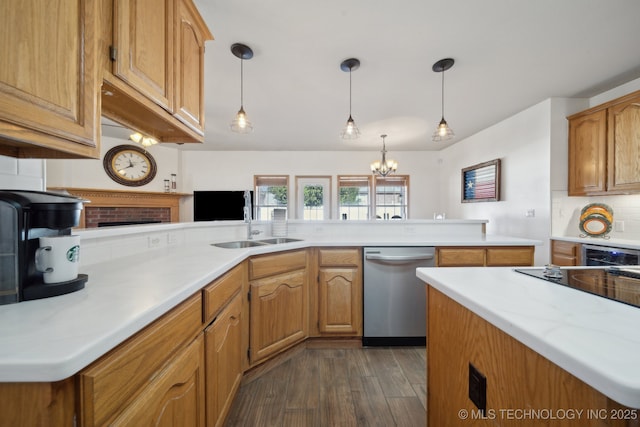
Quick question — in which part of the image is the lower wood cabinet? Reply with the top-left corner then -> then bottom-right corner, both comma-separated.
78,293 -> 204,426
205,292 -> 243,427
111,334 -> 205,426
248,250 -> 308,365
316,248 -> 363,336
437,246 -> 534,267
427,286 -> 635,427
551,239 -> 582,266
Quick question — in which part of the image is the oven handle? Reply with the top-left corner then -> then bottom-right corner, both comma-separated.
365,254 -> 434,263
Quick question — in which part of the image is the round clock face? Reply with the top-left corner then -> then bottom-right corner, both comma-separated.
103,145 -> 157,186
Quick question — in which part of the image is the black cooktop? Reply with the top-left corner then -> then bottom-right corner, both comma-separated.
515,266 -> 640,309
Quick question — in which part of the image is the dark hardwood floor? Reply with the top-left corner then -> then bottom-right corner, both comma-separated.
224,341 -> 426,427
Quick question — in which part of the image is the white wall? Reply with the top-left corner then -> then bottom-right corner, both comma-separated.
439,99 -> 553,266
47,136 -> 182,193
0,156 -> 45,190
180,150 -> 437,220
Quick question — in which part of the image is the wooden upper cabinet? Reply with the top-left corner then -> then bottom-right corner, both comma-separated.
568,109 -> 607,195
0,0 -> 100,158
607,93 -> 640,193
568,89 -> 640,196
112,0 -> 174,111
102,0 -> 212,144
175,0 -> 211,133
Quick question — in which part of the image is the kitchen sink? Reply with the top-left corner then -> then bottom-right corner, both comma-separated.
212,237 -> 303,249
212,240 -> 269,249
256,238 -> 303,244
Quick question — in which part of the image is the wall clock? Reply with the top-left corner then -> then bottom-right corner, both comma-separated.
103,145 -> 157,187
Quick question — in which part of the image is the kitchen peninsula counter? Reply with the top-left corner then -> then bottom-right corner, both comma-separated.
0,221 -> 539,382
417,266 -> 640,410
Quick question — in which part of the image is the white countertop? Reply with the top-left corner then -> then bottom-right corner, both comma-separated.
553,235 -> 640,250
417,266 -> 640,409
0,233 -> 539,382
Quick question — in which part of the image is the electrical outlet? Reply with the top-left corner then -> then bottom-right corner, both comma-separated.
525,209 -> 536,218
148,236 -> 161,248
167,232 -> 178,245
469,363 -> 487,415
615,221 -> 625,232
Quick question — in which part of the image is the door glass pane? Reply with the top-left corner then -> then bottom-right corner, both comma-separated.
295,176 -> 331,220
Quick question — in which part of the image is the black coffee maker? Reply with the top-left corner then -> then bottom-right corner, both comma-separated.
0,190 -> 88,305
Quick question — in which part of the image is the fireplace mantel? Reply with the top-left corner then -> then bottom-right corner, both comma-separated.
47,187 -> 189,228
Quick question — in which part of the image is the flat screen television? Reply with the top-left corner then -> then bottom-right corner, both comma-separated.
193,191 -> 253,221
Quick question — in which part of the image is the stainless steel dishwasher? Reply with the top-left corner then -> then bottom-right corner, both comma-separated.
363,246 -> 435,346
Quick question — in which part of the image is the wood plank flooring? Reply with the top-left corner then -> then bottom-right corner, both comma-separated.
224,341 -> 426,427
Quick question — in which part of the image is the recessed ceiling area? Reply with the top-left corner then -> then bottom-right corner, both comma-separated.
104,0 -> 640,152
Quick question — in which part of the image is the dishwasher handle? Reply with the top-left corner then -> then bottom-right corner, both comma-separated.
365,253 -> 435,263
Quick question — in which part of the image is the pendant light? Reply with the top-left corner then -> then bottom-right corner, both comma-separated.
230,43 -> 254,134
432,58 -> 455,142
370,134 -> 398,177
340,58 -> 361,139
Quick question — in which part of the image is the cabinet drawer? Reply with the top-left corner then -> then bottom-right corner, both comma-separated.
551,240 -> 579,257
79,293 -> 203,427
437,248 -> 485,267
486,247 -> 534,266
249,249 -> 307,280
318,248 -> 361,267
202,263 -> 245,324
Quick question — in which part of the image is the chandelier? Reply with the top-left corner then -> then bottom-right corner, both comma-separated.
370,134 -> 397,177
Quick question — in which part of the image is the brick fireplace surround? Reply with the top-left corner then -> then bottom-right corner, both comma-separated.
48,188 -> 185,228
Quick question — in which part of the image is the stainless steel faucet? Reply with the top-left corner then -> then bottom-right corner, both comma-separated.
244,190 -> 261,240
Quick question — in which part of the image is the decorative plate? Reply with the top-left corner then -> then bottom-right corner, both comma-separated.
579,203 -> 613,237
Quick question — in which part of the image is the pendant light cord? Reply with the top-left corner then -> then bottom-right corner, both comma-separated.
440,69 -> 445,119
240,58 -> 244,108
349,68 -> 353,115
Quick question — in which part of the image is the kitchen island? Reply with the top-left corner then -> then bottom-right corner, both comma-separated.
417,267 -> 640,426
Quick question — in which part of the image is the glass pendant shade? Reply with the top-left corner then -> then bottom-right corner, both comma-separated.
432,58 -> 455,142
340,58 -> 361,140
230,43 -> 253,134
341,115 -> 360,139
371,134 -> 397,177
230,106 -> 252,133
432,117 -> 454,142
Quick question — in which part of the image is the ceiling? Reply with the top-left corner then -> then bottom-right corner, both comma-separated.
104,0 -> 640,152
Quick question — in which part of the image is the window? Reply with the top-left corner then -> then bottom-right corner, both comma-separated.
295,176 -> 331,220
374,175 -> 408,220
338,175 -> 371,220
254,175 -> 288,220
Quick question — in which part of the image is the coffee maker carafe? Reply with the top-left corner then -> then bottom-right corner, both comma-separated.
0,190 -> 88,305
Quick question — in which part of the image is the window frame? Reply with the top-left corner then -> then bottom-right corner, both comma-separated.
253,175 -> 290,220
295,175 -> 332,220
373,174 -> 409,220
337,175 -> 373,221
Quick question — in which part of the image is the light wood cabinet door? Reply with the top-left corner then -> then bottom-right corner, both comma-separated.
205,292 -> 243,427
112,334 -> 206,427
318,267 -> 362,335
0,0 -> 99,158
607,93 -> 640,193
175,0 -> 211,133
249,269 -> 308,365
551,240 -> 581,266
568,109 -> 608,196
112,0 -> 174,111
